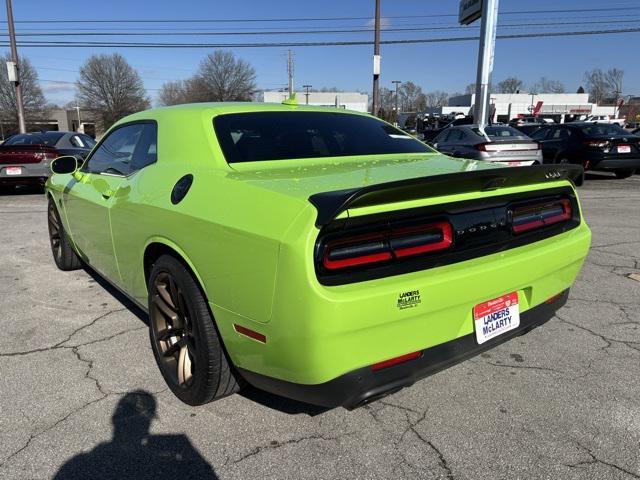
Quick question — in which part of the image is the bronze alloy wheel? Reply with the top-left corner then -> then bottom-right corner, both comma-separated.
150,272 -> 197,388
48,201 -> 62,263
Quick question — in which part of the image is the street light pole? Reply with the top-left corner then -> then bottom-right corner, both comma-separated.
5,0 -> 26,133
392,80 -> 401,125
473,0 -> 499,129
371,0 -> 381,117
302,84 -> 312,105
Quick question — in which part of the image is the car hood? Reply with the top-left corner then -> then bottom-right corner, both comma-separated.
225,152 -> 498,201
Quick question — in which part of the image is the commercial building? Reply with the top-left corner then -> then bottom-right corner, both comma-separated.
258,91 -> 368,112
0,108 -> 100,140
430,92 -> 617,123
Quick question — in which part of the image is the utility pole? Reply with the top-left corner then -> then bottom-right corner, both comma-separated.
473,0 -> 499,129
392,80 -> 401,125
287,49 -> 295,97
302,84 -> 312,105
371,0 -> 381,117
5,0 -> 26,133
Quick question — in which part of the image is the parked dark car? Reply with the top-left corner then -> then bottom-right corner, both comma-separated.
421,116 -> 473,142
0,131 -> 95,187
529,123 -> 640,178
432,124 -> 542,167
512,124 -> 545,137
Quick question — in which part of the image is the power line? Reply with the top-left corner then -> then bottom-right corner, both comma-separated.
2,27 -> 639,48
4,18 -> 640,37
1,5 -> 640,24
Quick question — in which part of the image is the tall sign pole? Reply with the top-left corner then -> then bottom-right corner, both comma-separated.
371,0 -> 381,117
471,0 -> 499,129
5,0 -> 26,133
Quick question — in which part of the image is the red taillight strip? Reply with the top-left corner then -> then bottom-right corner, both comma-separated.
234,324 -> 266,343
393,221 -> 452,258
322,221 -> 453,271
512,199 -> 572,234
372,351 -> 422,371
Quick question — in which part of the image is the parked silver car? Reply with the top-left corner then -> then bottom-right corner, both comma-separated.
431,125 -> 543,167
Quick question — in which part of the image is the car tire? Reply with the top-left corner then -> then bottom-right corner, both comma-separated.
148,255 -> 240,406
47,198 -> 82,271
614,169 -> 634,179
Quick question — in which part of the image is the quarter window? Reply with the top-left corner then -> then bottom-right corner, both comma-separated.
83,123 -> 157,175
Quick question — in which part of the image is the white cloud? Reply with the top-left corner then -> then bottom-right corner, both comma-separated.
41,81 -> 75,94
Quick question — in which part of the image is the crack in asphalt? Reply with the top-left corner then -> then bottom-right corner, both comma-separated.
397,409 -> 455,480
556,313 -> 640,355
226,432 -> 355,466
0,309 -> 154,470
565,442 -> 640,479
0,308 -> 139,357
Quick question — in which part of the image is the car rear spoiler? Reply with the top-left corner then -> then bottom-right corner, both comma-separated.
308,164 -> 583,227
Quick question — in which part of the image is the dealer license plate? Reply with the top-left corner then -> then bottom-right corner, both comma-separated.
473,292 -> 520,344
617,145 -> 630,153
5,167 -> 22,175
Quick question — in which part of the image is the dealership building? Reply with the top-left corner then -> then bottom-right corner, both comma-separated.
433,92 -> 617,123
259,91 -> 368,112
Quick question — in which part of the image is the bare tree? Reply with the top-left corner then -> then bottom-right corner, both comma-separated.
423,90 -> 449,108
465,83 -> 476,94
378,87 -> 395,121
0,53 -> 48,130
399,81 -> 424,111
604,68 -> 624,99
530,77 -> 565,94
76,53 -> 150,130
496,77 -> 524,93
194,50 -> 256,101
158,51 -> 256,105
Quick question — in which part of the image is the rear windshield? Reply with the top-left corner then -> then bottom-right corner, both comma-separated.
213,111 -> 431,163
579,124 -> 626,136
4,132 -> 64,146
472,126 -> 525,138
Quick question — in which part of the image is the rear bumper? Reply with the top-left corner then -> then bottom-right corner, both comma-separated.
591,156 -> 640,171
239,290 -> 569,409
0,162 -> 49,183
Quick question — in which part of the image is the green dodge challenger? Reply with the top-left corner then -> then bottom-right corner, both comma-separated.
46,103 -> 591,408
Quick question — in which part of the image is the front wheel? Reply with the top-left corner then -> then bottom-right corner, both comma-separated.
148,255 -> 240,406
615,169 -> 635,179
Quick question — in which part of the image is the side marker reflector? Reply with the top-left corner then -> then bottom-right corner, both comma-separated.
234,324 -> 266,343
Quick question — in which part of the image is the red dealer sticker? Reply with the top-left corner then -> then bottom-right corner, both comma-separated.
473,292 -> 520,345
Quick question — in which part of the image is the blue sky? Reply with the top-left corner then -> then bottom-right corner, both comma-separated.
1,0 -> 638,106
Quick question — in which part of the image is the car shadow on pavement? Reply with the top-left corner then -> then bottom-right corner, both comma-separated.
83,268 -> 327,417
584,172 -> 619,180
0,184 -> 45,196
54,390 -> 218,480
240,385 -> 328,416
83,267 -> 149,326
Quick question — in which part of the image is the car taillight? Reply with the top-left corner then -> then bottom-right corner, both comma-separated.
511,199 -> 572,234
322,221 -> 453,271
536,142 -> 542,150
583,140 -> 610,149
475,143 -> 487,152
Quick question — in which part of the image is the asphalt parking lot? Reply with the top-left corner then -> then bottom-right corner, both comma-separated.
0,174 -> 639,480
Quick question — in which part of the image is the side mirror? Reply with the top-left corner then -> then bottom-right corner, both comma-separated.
50,156 -> 78,175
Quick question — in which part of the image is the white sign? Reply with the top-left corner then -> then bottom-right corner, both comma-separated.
6,61 -> 17,82
459,0 -> 483,25
373,55 -> 381,75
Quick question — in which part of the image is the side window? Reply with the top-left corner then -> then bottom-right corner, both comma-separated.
83,123 -> 157,175
530,128 -> 549,141
551,128 -> 571,140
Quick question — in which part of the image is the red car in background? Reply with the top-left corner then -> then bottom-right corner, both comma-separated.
0,131 -> 95,188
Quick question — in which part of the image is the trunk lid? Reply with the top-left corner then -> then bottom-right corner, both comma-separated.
228,153 -> 582,226
0,145 -> 58,164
